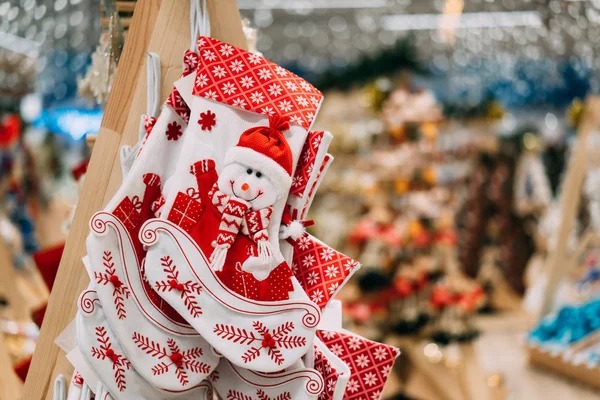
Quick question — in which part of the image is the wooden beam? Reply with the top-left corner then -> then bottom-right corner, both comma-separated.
22,1 -> 246,398
539,96 -> 600,318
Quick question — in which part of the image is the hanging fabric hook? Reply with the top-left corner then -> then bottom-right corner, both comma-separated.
190,0 -> 211,50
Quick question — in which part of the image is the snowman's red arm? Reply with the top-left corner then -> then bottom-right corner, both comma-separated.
191,159 -> 218,206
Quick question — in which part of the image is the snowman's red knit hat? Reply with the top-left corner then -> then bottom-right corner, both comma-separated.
224,115 -> 293,197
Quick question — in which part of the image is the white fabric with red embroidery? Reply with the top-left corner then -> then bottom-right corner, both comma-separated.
210,358 -> 323,400
84,50 -> 219,392
76,287 -> 214,400
316,330 -> 399,400
142,38 -> 324,373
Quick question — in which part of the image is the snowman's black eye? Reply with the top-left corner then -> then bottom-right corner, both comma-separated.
256,171 -> 262,178
246,168 -> 253,174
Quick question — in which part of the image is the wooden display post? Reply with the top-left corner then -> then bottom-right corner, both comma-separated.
22,1 -> 246,398
539,96 -> 600,318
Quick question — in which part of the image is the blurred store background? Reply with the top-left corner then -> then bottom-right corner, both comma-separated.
3,0 -> 600,398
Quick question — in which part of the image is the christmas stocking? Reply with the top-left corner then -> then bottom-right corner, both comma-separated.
85,48 -> 219,392
141,36 -> 324,372
316,330 -> 399,400
312,338 -> 350,400
211,358 -> 324,400
76,287 -> 214,400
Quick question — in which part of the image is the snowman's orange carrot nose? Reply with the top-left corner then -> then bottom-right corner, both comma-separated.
241,183 -> 250,191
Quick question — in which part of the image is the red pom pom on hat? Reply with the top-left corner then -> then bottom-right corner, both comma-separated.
224,115 -> 293,197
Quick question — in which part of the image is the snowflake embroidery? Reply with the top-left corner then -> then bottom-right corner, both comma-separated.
196,73 -> 209,87
250,91 -> 265,104
312,135 -> 322,148
346,379 -> 359,393
285,81 -> 298,91
302,254 -> 316,268
380,364 -> 392,376
204,90 -> 218,100
306,271 -> 320,285
310,96 -> 320,106
219,44 -> 235,57
320,248 -> 335,262
300,81 -> 312,91
347,336 -> 363,351
320,331 -> 337,340
278,100 -> 293,112
292,175 -> 303,188
213,321 -> 306,366
94,251 -> 130,320
290,115 -> 303,125
222,82 -> 237,95
306,112 -> 315,122
261,106 -> 275,116
166,121 -> 183,141
296,96 -> 309,107
297,236 -> 311,250
198,110 -> 216,132
274,66 -> 289,76
363,372 -> 378,387
247,53 -> 262,65
324,265 -> 339,279
374,347 -> 388,361
197,37 -> 206,48
257,68 -> 273,80
311,289 -> 324,304
91,327 -> 131,392
268,84 -> 283,97
232,98 -> 248,109
355,354 -> 370,368
203,49 -> 216,62
154,256 -> 202,318
328,282 -> 339,294
329,343 -> 344,357
344,259 -> 356,271
230,60 -> 245,72
370,391 -> 382,400
212,65 -> 227,78
132,332 -> 209,386
240,76 -> 255,88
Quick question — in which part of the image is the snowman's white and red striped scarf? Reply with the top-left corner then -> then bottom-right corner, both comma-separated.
192,36 -> 323,130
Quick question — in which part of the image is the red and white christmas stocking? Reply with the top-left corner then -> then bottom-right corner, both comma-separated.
316,330 -> 399,400
141,36 -> 325,372
85,46 -> 220,392
76,287 -> 214,400
210,358 -> 324,400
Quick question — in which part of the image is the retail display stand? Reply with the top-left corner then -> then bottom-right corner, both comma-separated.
22,2 -> 246,398
539,96 -> 600,318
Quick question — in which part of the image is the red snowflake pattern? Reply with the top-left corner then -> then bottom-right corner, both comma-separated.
91,326 -> 131,392
154,256 -> 202,318
208,370 -> 219,383
132,332 -> 209,386
213,321 -> 306,366
94,251 -> 131,319
166,121 -> 183,141
198,110 -> 216,131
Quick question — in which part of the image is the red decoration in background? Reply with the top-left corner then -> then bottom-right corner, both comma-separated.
198,110 -> 216,131
0,114 -> 21,149
33,243 -> 65,290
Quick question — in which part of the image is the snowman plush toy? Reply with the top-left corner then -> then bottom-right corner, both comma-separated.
189,115 -> 295,301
